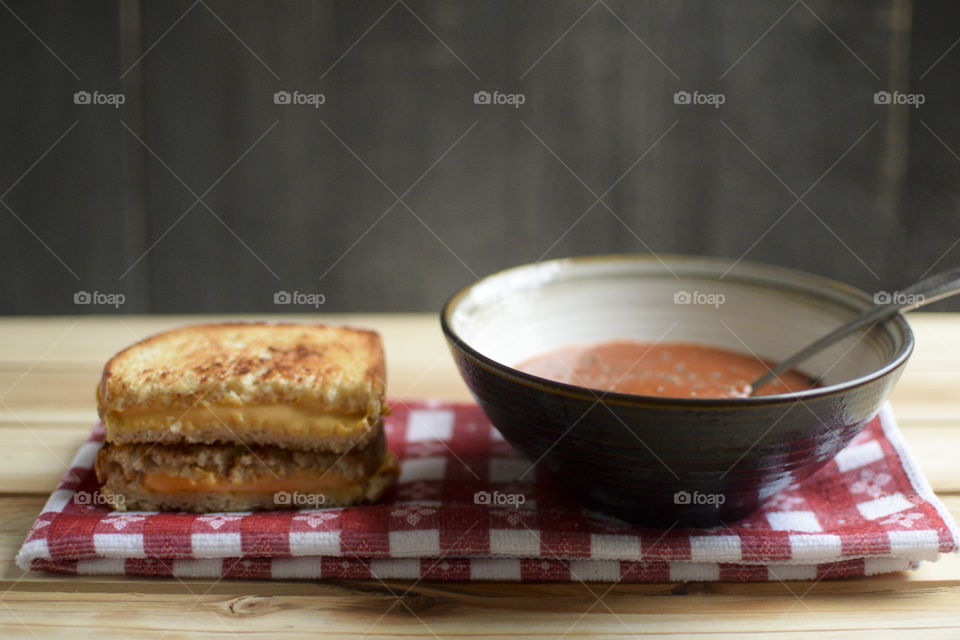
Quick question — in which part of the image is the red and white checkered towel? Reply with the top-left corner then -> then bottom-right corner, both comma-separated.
16,401 -> 958,582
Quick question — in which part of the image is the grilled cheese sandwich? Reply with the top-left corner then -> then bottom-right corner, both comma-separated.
93,322 -> 398,512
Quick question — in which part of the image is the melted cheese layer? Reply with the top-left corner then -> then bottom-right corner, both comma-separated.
142,470 -> 354,494
106,404 -> 372,439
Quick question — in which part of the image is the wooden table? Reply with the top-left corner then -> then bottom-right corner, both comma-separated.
2,314 -> 959,638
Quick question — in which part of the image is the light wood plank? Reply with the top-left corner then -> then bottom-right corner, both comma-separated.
3,588 -> 960,639
4,315 -> 960,424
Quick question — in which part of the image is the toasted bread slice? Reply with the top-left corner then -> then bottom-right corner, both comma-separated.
94,425 -> 399,512
98,322 -> 385,452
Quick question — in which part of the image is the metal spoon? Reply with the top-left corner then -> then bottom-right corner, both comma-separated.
749,266 -> 960,395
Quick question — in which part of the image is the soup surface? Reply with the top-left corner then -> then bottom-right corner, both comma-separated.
516,341 -> 816,398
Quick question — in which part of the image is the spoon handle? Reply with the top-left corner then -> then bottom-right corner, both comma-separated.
750,266 -> 960,394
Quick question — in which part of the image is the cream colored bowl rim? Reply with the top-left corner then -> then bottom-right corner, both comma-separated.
440,253 -> 915,406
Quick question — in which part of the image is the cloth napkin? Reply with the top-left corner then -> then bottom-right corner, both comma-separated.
16,401 -> 958,582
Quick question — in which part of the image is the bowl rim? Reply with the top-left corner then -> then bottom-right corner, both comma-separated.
440,253 -> 915,408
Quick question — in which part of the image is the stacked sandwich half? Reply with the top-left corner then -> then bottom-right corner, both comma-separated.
94,322 -> 398,512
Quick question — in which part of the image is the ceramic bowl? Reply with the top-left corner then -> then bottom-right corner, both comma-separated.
440,255 -> 913,526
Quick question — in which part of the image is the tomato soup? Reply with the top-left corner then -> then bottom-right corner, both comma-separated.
516,341 -> 815,399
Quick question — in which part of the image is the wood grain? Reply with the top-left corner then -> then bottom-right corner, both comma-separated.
0,314 -> 958,638
9,0 -> 960,317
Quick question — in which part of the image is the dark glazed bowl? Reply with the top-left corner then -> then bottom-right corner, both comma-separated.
440,255 -> 914,527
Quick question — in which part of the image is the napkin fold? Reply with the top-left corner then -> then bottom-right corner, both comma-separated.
16,401 -> 958,582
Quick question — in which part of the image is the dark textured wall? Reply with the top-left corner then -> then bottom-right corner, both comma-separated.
2,0 -> 959,314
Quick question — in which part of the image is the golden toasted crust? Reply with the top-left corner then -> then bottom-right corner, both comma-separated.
97,322 -> 385,446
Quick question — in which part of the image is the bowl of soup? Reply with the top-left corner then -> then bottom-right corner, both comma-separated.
440,254 -> 913,526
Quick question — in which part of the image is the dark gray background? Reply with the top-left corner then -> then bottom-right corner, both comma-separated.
2,0 -> 960,314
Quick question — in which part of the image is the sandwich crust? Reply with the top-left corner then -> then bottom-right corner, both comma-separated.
97,322 -> 385,449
